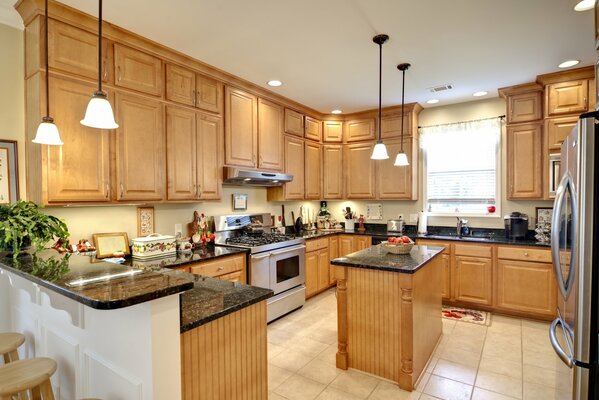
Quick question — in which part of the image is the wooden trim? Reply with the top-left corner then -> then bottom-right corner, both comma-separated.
498,82 -> 543,98
336,266 -> 348,370
536,66 -> 594,85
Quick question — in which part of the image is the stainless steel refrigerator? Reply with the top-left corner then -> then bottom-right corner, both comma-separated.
550,111 -> 598,399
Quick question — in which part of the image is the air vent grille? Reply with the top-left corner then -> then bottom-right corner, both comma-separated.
428,84 -> 454,93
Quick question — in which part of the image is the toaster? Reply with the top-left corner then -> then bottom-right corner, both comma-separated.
387,218 -> 404,233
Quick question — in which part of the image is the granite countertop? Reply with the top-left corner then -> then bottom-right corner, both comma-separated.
122,245 -> 248,270
331,244 -> 444,274
0,250 -> 194,310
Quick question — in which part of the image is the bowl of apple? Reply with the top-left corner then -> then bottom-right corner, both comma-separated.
381,236 -> 414,254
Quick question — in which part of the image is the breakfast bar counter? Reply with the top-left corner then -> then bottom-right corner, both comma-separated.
331,244 -> 444,391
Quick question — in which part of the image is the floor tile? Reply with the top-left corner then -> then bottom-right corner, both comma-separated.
426,357 -> 438,373
447,334 -> 485,353
521,319 -> 549,331
522,349 -> 570,373
288,336 -> 330,357
269,328 -> 300,347
523,381 -> 571,400
475,370 -> 522,399
433,359 -> 477,385
415,372 -> 431,393
316,386 -> 363,400
316,344 -> 338,365
453,322 -> 488,338
269,342 -> 286,361
423,374 -> 473,400
329,369 -> 381,399
269,391 -> 289,400
274,374 -> 327,400
479,354 -> 523,379
368,381 -> 421,400
297,358 -> 341,385
522,364 -> 572,389
419,395 -> 443,400
439,346 -> 481,368
270,349 -> 315,373
442,319 -> 457,335
471,387 -> 519,400
269,364 -> 293,391
482,342 -> 521,363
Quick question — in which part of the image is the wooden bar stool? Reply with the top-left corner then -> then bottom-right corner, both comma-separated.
0,357 -> 57,400
0,333 -> 25,364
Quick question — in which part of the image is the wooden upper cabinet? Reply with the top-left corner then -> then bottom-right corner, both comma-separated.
46,77 -> 111,203
381,112 -> 412,139
323,121 -> 343,142
257,98 -> 284,171
47,19 -> 113,83
454,256 -> 492,306
377,138 -> 417,200
546,116 -> 578,151
345,119 -> 376,142
304,141 -> 321,199
507,123 -> 543,199
322,145 -> 343,199
197,114 -> 223,200
507,91 -> 542,123
345,143 -> 376,199
114,44 -> 163,96
166,106 -> 197,200
546,80 -> 589,116
165,64 -> 195,106
224,87 -> 258,168
115,92 -> 165,201
284,108 -> 304,136
304,117 -> 322,142
196,74 -> 222,114
284,136 -> 305,199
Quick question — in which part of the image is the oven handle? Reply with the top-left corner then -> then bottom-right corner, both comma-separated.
269,245 -> 306,256
251,253 -> 271,260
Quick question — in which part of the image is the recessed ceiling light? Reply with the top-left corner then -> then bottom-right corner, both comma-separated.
426,99 -> 440,104
267,80 -> 282,87
558,60 -> 580,68
331,109 -> 343,114
574,0 -> 595,11
473,91 -> 488,97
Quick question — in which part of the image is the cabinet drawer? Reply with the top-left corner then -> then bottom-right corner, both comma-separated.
497,247 -> 551,263
171,265 -> 190,273
189,254 -> 244,277
218,270 -> 244,283
306,237 -> 329,252
454,243 -> 492,258
415,240 -> 451,254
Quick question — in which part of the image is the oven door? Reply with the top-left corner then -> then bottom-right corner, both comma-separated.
269,245 -> 305,295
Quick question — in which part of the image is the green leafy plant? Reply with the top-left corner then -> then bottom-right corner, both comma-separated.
0,201 -> 70,259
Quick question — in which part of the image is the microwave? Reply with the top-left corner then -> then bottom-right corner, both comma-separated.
549,153 -> 560,198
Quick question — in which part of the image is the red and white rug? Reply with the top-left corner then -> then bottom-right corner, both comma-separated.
442,306 -> 491,326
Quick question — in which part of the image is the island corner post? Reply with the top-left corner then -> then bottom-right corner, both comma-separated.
334,247 -> 443,391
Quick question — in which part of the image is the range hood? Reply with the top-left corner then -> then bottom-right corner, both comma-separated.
223,167 -> 292,187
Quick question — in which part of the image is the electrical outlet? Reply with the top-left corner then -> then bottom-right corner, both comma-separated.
409,213 -> 418,223
398,214 -> 404,221
174,223 -> 182,237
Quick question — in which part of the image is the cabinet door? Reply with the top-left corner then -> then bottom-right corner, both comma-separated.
46,77 -> 111,202
507,123 -> 543,199
114,44 -> 163,96
546,116 -> 578,151
354,236 -> 371,251
345,119 -> 375,142
345,143 -> 376,199
284,136 -> 305,199
507,91 -> 542,123
440,254 -> 451,301
329,236 -> 339,285
197,114 -> 223,200
547,80 -> 589,116
165,64 -> 195,106
323,121 -> 343,142
381,112 -> 411,139
304,141 -> 321,199
166,106 -> 197,200
339,235 -> 354,256
196,74 -> 223,114
496,259 -> 556,318
284,108 -> 304,136
305,251 -> 319,298
305,117 -> 322,142
318,249 -> 330,291
115,92 -> 165,201
218,270 -> 245,284
376,138 -> 415,199
322,145 -> 343,199
454,256 -> 492,305
257,98 -> 283,171
224,87 -> 257,167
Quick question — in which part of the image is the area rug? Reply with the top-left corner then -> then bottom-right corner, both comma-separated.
442,306 -> 491,326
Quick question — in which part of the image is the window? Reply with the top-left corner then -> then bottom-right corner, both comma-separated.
421,118 -> 501,215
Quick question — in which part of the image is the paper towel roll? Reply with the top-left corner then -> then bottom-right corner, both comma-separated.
417,211 -> 428,234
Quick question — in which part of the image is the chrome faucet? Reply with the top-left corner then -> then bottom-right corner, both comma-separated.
456,217 -> 468,237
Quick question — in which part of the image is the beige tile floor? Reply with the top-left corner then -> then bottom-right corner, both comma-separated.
268,288 -> 573,400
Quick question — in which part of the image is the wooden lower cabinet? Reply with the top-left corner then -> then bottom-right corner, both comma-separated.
329,236 -> 339,285
439,254 -> 451,301
454,256 -> 493,306
354,236 -> 372,251
306,246 -> 330,298
339,235 -> 354,256
187,254 -> 246,284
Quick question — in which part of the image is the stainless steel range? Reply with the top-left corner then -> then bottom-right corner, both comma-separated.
214,213 -> 306,322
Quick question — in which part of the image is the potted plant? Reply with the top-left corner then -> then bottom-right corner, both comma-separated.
0,201 -> 70,259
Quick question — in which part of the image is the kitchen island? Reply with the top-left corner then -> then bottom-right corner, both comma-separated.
331,244 -> 444,391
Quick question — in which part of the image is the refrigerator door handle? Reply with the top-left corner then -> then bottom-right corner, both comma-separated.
549,318 -> 574,368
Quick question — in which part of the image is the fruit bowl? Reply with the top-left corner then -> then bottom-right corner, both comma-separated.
381,237 -> 414,254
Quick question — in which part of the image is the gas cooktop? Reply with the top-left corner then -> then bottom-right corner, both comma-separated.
225,233 -> 298,247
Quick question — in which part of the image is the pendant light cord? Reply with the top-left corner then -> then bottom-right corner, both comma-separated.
44,0 -> 50,119
378,41 -> 382,142
97,0 -> 103,93
400,68 -> 405,152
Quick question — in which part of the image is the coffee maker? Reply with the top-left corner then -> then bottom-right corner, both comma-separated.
504,212 -> 528,239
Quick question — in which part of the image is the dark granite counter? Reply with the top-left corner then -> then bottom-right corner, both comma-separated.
331,244 -> 444,273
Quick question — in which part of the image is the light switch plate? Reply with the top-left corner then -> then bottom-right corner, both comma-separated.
174,223 -> 182,237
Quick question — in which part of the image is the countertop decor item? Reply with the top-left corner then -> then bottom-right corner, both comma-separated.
381,237 -> 414,254
131,233 -> 176,259
0,140 -> 19,204
370,34 -> 390,160
92,232 -> 130,258
0,201 -> 69,259
394,63 -> 411,166
137,206 -> 155,237
188,211 -> 215,246
232,193 -> 247,211
535,206 -> 553,227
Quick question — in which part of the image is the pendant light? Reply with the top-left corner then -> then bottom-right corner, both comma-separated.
81,0 -> 118,129
370,34 -> 389,160
394,63 -> 411,167
32,0 -> 63,145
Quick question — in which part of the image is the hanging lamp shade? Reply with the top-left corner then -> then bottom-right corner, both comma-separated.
371,142 -> 390,160
370,34 -> 389,160
394,151 -> 409,166
394,63 -> 411,166
33,117 -> 63,145
81,91 -> 119,129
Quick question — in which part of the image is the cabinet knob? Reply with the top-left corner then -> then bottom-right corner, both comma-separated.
524,252 -> 529,256
217,266 -> 224,271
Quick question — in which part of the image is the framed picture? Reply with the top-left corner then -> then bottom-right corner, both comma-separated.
137,206 -> 155,236
92,232 -> 130,258
232,193 -> 247,211
0,140 -> 19,204
536,207 -> 553,227
366,203 -> 383,220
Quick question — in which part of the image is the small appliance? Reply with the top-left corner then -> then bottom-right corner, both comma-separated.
387,218 -> 405,233
503,212 -> 528,239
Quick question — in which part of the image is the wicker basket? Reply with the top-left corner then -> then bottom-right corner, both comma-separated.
381,241 -> 414,254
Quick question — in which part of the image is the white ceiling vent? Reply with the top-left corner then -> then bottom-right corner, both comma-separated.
428,84 -> 454,93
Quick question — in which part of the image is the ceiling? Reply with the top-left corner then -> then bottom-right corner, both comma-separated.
2,0 -> 596,113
